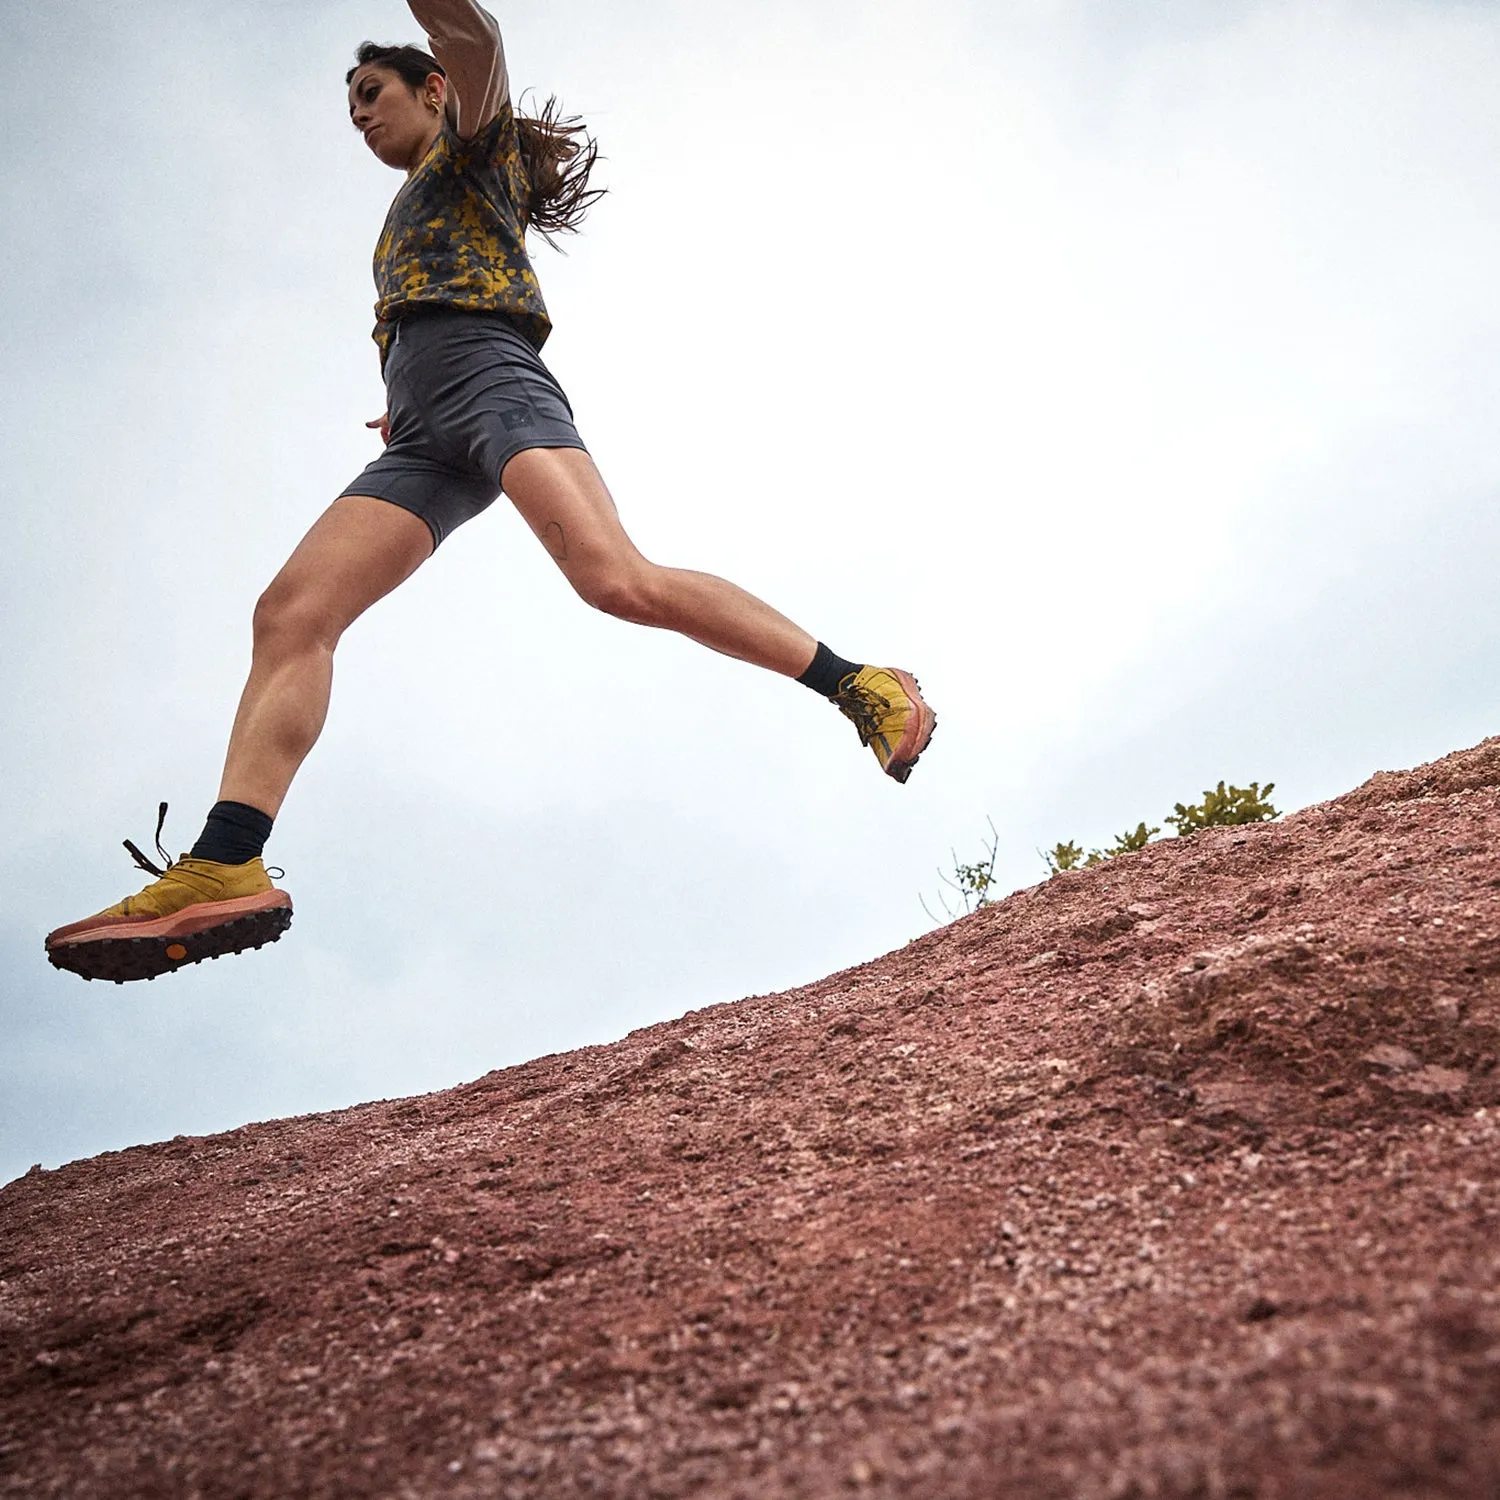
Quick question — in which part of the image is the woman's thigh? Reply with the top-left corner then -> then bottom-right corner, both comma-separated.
258,494 -> 435,643
500,446 -> 647,585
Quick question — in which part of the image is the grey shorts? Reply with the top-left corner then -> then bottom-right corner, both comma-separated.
339,308 -> 588,547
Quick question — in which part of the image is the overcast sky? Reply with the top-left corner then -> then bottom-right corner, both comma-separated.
4,0 -> 1499,1184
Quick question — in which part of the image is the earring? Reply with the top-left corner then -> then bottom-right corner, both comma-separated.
428,95 -> 441,112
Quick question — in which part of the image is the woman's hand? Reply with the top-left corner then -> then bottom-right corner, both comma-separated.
366,412 -> 391,445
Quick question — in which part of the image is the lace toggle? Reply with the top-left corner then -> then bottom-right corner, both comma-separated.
123,801 -> 173,878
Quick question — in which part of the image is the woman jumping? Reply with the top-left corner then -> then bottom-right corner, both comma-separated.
45,0 -> 935,984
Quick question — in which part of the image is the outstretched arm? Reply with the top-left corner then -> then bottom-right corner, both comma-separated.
407,0 -> 509,139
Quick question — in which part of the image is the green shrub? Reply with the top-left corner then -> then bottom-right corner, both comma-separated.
1042,821 -> 1162,875
1047,781 -> 1277,877
927,781 -> 1279,923
1166,781 -> 1277,836
1090,822 -> 1160,865
1045,840 -> 1086,875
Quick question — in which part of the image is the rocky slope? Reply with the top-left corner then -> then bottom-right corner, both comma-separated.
5,741 -> 1500,1499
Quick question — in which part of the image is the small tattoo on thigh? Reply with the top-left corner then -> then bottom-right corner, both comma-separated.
544,521 -> 568,561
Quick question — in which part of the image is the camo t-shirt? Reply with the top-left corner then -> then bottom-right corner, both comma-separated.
370,99 -> 551,361
366,0 -> 550,362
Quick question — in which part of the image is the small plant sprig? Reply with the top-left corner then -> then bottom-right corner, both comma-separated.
922,816 -> 1001,923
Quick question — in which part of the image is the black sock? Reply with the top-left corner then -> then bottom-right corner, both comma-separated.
189,801 -> 275,865
797,642 -> 864,697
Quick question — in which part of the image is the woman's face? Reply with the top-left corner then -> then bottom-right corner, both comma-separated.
348,65 -> 444,173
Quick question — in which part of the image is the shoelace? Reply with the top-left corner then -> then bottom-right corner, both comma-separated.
121,801 -> 286,882
831,682 -> 891,747
123,801 -> 173,878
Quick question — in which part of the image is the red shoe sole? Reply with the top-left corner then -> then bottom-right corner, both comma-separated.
46,891 -> 293,984
885,670 -> 937,784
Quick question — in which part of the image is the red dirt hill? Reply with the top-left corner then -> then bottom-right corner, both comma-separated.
6,741 -> 1500,1499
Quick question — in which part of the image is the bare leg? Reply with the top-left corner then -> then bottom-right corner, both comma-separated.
501,447 -> 819,677
217,496 -> 434,817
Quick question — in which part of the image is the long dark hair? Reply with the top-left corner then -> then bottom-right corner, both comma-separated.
347,42 -> 603,243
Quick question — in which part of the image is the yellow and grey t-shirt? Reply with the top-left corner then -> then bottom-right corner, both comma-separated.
370,0 -> 551,360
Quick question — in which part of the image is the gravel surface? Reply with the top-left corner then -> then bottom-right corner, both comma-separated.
6,739 -> 1500,1498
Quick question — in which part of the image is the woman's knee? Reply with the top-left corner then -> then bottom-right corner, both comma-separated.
573,561 -> 668,625
251,579 -> 341,657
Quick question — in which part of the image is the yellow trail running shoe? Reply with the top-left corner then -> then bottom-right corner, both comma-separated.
832,666 -> 936,783
46,805 -> 292,984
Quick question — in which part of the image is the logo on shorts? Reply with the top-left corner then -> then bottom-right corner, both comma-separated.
501,406 -> 535,431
